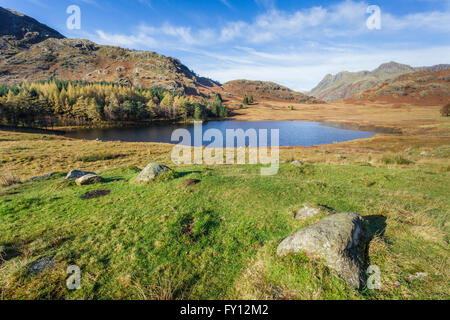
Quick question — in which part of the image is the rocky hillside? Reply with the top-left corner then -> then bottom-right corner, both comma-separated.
0,7 -> 220,96
345,69 -> 450,105
310,62 -> 450,102
223,80 -> 323,104
0,7 -> 64,56
0,7 -> 324,104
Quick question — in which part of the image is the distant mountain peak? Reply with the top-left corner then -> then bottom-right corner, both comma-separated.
310,61 -> 449,102
0,7 -> 65,48
0,7 -> 221,96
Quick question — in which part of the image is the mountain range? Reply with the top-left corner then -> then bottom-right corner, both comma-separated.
0,7 -> 448,106
309,61 -> 450,102
0,7 -> 320,104
345,68 -> 450,105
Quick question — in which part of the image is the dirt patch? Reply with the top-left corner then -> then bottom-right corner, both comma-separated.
183,179 -> 201,187
81,190 -> 111,200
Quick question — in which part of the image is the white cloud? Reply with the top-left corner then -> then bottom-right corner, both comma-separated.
193,45 -> 450,91
94,0 -> 450,48
219,0 -> 233,9
89,0 -> 450,90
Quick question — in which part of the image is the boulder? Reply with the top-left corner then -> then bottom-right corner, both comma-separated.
134,163 -> 173,183
295,206 -> 321,220
291,160 -> 304,166
66,170 -> 96,180
277,213 -> 368,289
75,174 -> 104,186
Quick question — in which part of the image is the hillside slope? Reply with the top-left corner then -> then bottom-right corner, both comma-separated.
345,69 -> 450,105
0,7 -> 322,104
223,80 -> 323,104
0,7 -> 220,96
0,7 -> 64,56
310,62 -> 450,102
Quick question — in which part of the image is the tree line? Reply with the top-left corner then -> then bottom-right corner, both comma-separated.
0,80 -> 228,128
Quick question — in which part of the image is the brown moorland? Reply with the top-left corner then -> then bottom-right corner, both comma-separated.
1,99 -> 448,180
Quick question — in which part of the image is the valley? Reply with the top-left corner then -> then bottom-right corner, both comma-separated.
0,5 -> 449,301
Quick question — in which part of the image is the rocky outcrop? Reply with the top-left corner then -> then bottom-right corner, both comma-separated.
0,6 -> 220,96
0,7 -> 64,49
134,163 -> 174,183
277,213 -> 368,289
65,170 -> 96,180
75,174 -> 104,186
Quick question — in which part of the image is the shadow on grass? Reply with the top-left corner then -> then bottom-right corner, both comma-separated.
360,215 -> 387,291
0,243 -> 21,266
365,215 -> 387,239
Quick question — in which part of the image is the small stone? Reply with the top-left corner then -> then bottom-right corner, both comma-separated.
29,256 -> 55,275
420,151 -> 428,156
291,160 -> 304,166
295,206 -> 320,220
408,272 -> 428,280
393,281 -> 401,288
66,170 -> 96,180
75,174 -> 104,186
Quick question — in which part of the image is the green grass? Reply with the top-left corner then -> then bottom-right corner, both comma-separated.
0,163 -> 448,300
380,155 -> 414,165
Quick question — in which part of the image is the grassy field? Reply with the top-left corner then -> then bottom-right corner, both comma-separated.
1,153 -> 449,299
0,102 -> 449,300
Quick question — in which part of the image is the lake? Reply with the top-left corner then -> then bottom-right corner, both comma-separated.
65,121 -> 377,147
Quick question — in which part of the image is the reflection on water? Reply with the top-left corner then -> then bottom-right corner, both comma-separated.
65,121 -> 377,147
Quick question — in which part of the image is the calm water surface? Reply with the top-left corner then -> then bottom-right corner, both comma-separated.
65,121 -> 377,147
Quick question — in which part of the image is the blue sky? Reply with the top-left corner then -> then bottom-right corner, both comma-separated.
1,0 -> 449,91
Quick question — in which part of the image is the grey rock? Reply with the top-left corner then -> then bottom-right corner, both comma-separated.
65,170 -> 96,180
291,160 -> 304,166
295,206 -> 321,220
277,213 -> 368,289
135,163 -> 173,183
29,172 -> 59,181
408,272 -> 428,280
75,174 -> 104,186
29,256 -> 55,275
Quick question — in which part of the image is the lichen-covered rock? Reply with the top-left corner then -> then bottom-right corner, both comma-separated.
134,163 -> 174,183
75,174 -> 104,186
295,206 -> 320,220
66,170 -> 96,180
277,213 -> 368,289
